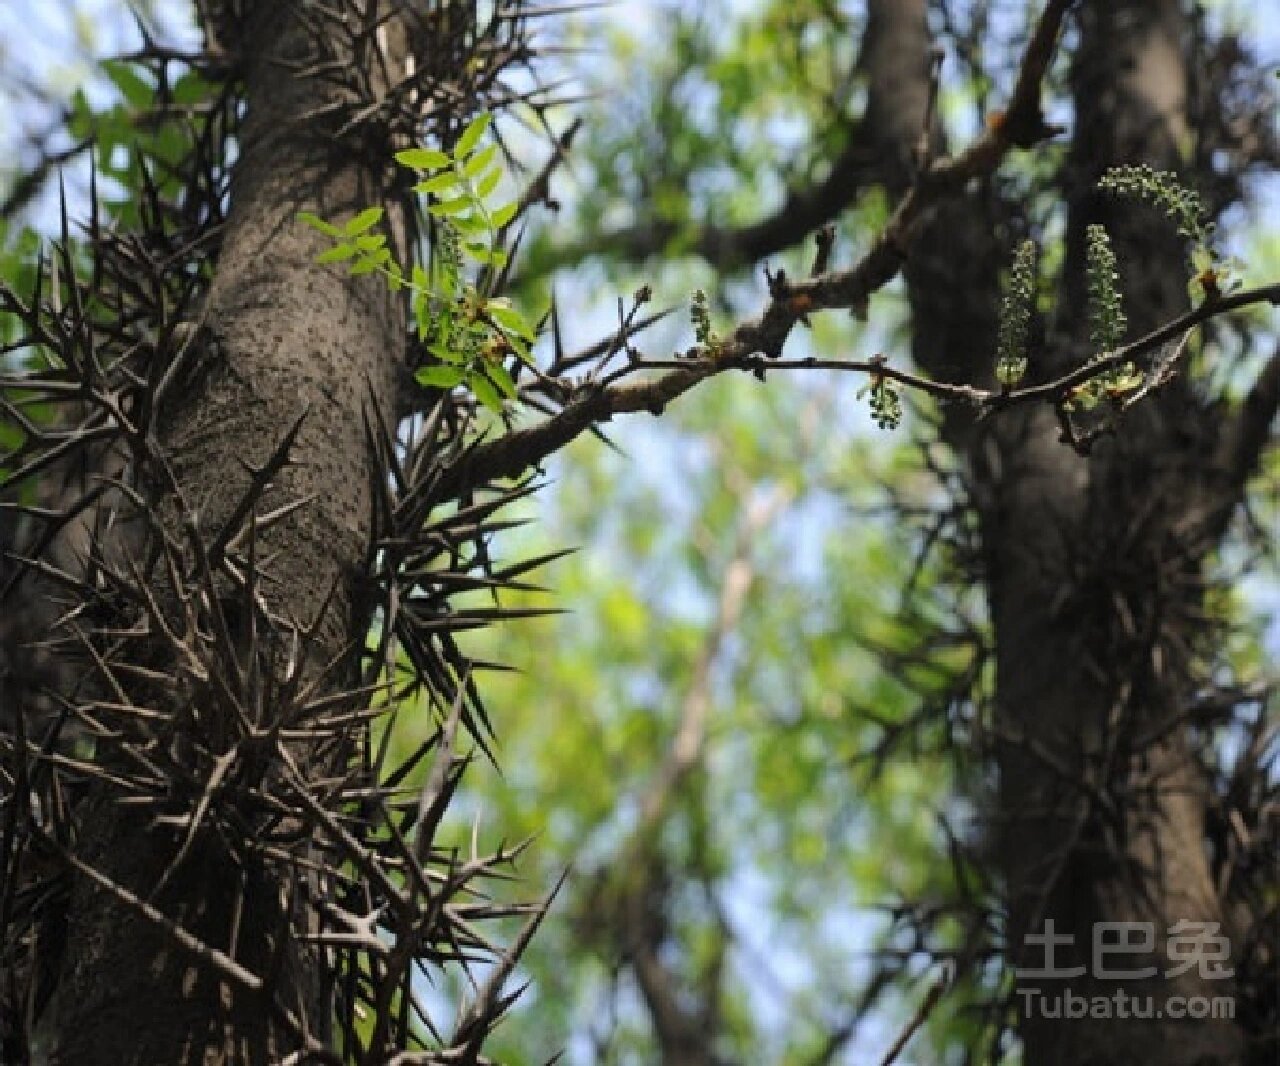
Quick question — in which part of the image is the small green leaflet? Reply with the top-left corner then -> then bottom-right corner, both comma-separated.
416,365 -> 466,389
102,60 -> 154,110
486,361 -> 518,399
298,211 -> 342,238
451,214 -> 486,237
343,207 -> 384,236
475,169 -> 503,201
463,144 -> 498,179
349,251 -> 389,275
487,303 -> 536,341
490,202 -> 518,229
429,343 -> 467,365
430,197 -> 472,217
396,147 -> 451,170
470,372 -> 502,412
415,173 -> 460,196
317,244 -> 357,263
454,113 -> 492,159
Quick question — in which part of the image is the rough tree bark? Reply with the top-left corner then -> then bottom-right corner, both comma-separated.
46,3 -> 408,1061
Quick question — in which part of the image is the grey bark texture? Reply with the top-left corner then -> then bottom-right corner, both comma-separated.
47,3 -> 407,1062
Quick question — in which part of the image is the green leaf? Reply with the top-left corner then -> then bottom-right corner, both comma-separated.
486,361 -> 519,399
343,206 -> 384,236
416,365 -> 466,389
298,211 -> 342,238
428,343 -> 467,365
67,88 -> 93,141
316,243 -> 357,263
462,242 -> 493,263
475,168 -> 503,201
488,304 -> 537,341
490,201 -> 519,228
463,144 -> 499,179
354,233 -> 386,251
173,71 -> 213,107
429,198 -> 472,217
454,113 -> 492,159
504,332 -> 531,363
415,173 -> 461,196
451,214 -> 486,237
102,60 -> 153,110
414,293 -> 432,339
396,147 -> 451,170
470,371 -> 503,412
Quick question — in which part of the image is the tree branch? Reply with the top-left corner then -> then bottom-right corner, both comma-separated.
440,258 -> 1275,505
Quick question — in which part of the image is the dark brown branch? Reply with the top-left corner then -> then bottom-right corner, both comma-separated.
440,269 -> 1275,503
1008,283 -> 1280,404
514,117 -> 582,218
529,112 -> 880,275
0,136 -> 92,222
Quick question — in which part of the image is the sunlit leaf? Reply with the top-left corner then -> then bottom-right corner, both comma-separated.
342,206 -> 384,236
475,168 -> 503,201
454,112 -> 492,159
470,371 -> 502,411
464,144 -> 499,179
316,243 -> 357,263
298,211 -> 342,238
396,147 -> 451,170
415,365 -> 466,389
429,198 -> 472,217
490,201 -> 519,228
415,173 -> 461,196
486,361 -> 518,399
488,304 -> 537,341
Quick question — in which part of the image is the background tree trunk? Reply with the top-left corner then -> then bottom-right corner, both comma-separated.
886,0 -> 1244,1060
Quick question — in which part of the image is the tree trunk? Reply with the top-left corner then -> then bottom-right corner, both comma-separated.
47,3 -> 407,1061
881,0 -> 1245,1060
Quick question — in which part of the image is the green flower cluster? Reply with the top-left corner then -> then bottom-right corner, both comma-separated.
995,239 -> 1037,388
1085,223 -> 1126,353
866,378 -> 902,430
1068,223 -> 1142,410
1098,164 -> 1208,244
